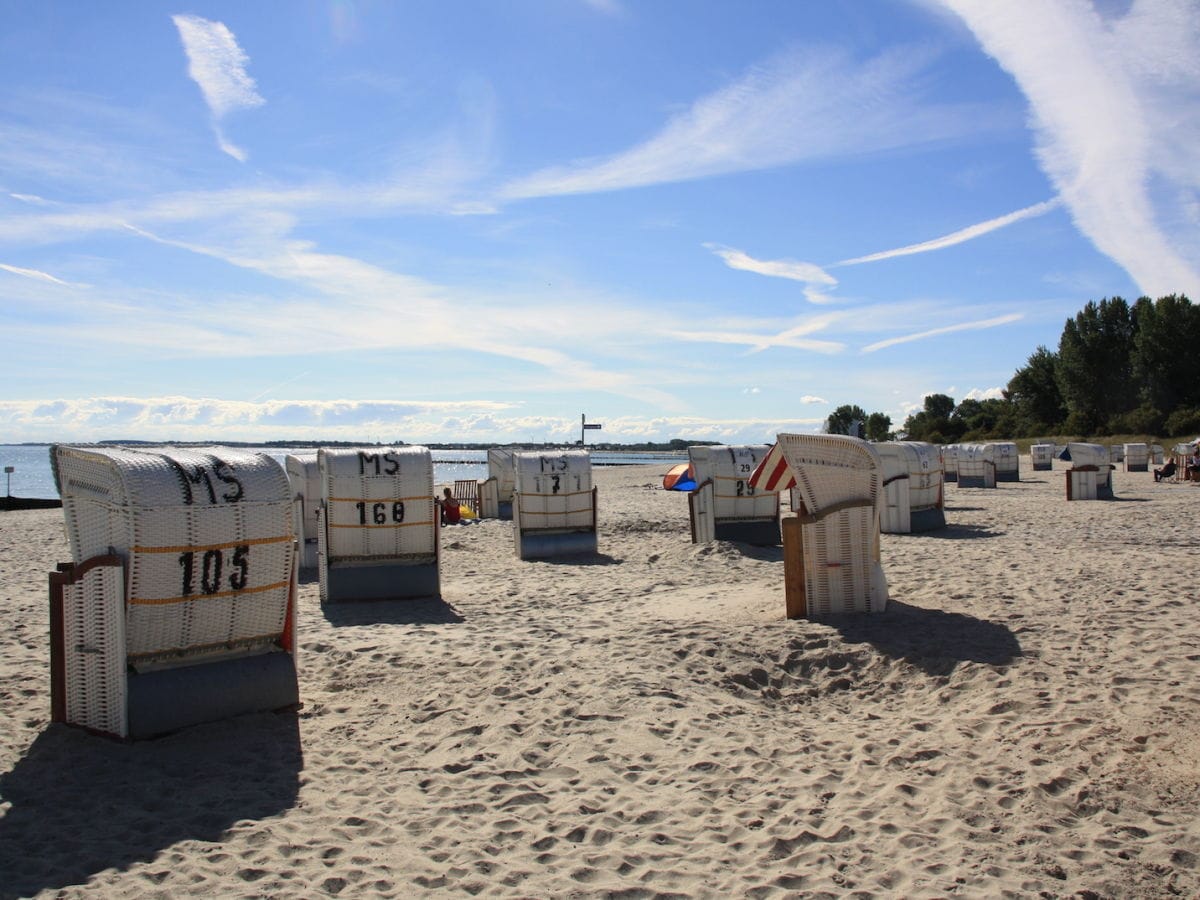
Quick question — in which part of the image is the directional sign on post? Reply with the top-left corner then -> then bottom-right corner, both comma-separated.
581,414 -> 603,446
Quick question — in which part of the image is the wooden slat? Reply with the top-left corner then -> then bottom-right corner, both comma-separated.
782,516 -> 806,620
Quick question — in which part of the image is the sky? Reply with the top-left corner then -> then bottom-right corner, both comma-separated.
1,0 -> 1197,445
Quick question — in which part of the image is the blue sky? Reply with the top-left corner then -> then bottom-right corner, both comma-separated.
1,0 -> 1196,444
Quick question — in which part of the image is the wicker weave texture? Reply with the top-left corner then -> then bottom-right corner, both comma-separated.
319,447 -> 436,560
285,452 -> 321,543
688,445 -> 777,522
1123,443 -> 1149,469
514,451 -> 594,531
877,442 -> 943,512
488,449 -> 517,503
1031,444 -> 1056,466
62,563 -> 128,738
53,445 -> 295,662
775,434 -> 887,615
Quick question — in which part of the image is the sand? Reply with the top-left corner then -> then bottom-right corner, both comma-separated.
0,460 -> 1197,898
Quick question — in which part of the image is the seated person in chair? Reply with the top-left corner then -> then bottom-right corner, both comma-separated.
439,487 -> 461,525
1154,459 -> 1177,482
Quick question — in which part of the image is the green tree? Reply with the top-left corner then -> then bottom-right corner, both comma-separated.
825,404 -> 868,436
1056,297 -> 1136,433
1131,294 -> 1200,416
1006,346 -> 1066,434
865,412 -> 892,442
903,394 -> 957,442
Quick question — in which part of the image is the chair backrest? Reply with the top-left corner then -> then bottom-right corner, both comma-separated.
51,444 -> 295,665
774,434 -> 888,616
1123,443 -> 1149,470
513,450 -> 594,532
285,451 -> 320,546
453,479 -> 479,513
688,444 -> 778,521
957,443 -> 996,487
318,447 -> 436,562
1031,443 -> 1055,466
488,449 -> 517,502
875,441 -> 944,533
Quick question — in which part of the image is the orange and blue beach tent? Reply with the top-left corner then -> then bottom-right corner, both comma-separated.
662,462 -> 697,491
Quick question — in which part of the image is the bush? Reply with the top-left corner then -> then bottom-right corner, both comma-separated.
1165,407 -> 1200,437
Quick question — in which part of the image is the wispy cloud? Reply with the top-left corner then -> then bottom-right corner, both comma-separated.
500,45 -> 988,199
172,14 -> 265,161
861,313 -> 1023,353
0,262 -> 71,285
940,0 -> 1200,297
705,243 -> 839,304
670,313 -> 846,354
837,198 -> 1061,265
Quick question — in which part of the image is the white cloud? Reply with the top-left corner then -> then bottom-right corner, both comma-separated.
940,0 -> 1200,298
172,14 -> 265,161
670,312 -> 846,354
836,198 -> 1061,266
0,262 -> 71,285
964,386 -> 1006,401
705,243 -> 840,304
500,45 -> 988,199
861,313 -> 1023,353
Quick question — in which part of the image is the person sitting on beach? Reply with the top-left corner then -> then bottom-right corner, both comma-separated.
1154,459 -> 1177,482
439,487 -> 462,525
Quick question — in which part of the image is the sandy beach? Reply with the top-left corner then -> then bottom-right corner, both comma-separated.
0,459 -> 1197,898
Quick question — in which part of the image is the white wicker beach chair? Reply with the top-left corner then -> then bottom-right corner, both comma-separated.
285,451 -> 320,570
1123,443 -> 1149,472
957,444 -> 997,488
940,444 -> 960,483
316,447 -> 440,602
765,434 -> 888,619
1030,443 -> 1055,471
993,441 -> 1020,482
478,448 -> 516,519
1065,442 -> 1115,500
49,445 -> 299,740
875,441 -> 945,534
512,450 -> 597,559
687,444 -> 780,545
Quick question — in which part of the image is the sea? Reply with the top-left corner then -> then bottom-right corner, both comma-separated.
0,445 -> 685,500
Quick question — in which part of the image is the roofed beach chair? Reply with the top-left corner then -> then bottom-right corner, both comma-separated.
285,451 -> 320,570
1109,444 -> 1124,465
513,450 -> 598,559
1123,442 -> 1149,472
941,444 -> 960,483
1150,444 -> 1164,465
687,444 -> 780,545
956,443 -> 996,488
316,447 -> 440,602
1065,442 -> 1115,500
478,448 -> 516,519
750,434 -> 888,619
876,441 -> 946,534
994,441 -> 1020,482
48,445 -> 299,740
1030,443 -> 1055,472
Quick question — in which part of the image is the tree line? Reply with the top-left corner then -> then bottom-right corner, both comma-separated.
825,294 -> 1199,444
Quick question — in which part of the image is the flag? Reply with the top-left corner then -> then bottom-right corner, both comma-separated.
748,441 -> 795,491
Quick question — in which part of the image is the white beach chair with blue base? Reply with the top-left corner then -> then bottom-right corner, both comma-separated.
1065,442 -> 1115,500
754,434 -> 888,619
941,444 -> 960,483
1030,443 -> 1055,471
285,451 -> 320,571
687,444 -> 780,545
1123,443 -> 1149,472
957,444 -> 996,488
49,445 -> 299,741
512,450 -> 598,559
994,441 -> 1020,482
316,447 -> 440,602
876,441 -> 945,534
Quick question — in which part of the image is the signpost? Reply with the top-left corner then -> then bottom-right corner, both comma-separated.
581,414 -> 603,447
4,466 -> 12,498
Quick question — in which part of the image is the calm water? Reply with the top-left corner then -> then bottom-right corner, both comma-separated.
0,445 -> 684,500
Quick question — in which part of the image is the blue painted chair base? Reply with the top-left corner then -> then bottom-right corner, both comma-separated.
519,530 -> 597,560
323,561 -> 441,603
713,519 -> 781,546
127,651 -> 298,740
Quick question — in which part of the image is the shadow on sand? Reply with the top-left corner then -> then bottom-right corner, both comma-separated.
822,599 -> 1022,674
0,713 -> 302,900
322,594 -> 466,626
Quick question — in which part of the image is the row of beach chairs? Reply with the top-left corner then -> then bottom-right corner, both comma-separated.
44,433 -> 1160,741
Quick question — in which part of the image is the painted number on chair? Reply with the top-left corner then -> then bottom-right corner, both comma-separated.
355,501 -> 405,525
178,544 -> 250,596
735,479 -> 756,496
